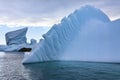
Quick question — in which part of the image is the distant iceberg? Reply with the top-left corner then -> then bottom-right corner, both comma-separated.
5,27 -> 28,45
0,27 -> 37,52
22,5 -> 120,63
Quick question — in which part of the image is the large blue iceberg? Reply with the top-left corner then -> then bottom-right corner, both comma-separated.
22,5 -> 120,63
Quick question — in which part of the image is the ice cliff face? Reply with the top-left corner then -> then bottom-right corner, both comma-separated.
5,27 -> 28,45
22,5 -> 120,63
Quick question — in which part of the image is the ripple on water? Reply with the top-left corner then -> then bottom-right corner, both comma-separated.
0,52 -> 120,80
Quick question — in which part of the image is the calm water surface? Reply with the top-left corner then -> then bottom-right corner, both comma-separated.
0,52 -> 120,80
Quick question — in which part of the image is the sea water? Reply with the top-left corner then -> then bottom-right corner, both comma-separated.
0,52 -> 120,80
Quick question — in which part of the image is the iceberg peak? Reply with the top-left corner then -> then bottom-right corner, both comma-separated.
67,5 -> 110,23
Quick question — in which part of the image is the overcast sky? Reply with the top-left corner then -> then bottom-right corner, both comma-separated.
0,0 -> 120,27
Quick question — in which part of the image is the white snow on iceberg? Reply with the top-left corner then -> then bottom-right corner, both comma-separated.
22,5 -> 120,63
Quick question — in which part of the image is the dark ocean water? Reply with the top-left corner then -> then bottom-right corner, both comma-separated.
0,52 -> 120,80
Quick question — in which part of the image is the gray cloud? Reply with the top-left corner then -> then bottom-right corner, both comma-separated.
0,0 -> 119,26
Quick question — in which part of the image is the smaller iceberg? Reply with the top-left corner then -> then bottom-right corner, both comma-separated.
5,27 -> 27,45
0,27 -> 37,52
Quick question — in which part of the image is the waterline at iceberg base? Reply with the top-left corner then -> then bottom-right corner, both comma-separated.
1,52 -> 120,80
23,5 -> 120,63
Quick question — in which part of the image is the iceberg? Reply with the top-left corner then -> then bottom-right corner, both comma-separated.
5,27 -> 27,45
0,27 -> 37,52
22,5 -> 120,63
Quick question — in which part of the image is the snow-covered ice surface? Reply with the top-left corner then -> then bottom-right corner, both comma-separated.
0,44 -> 37,52
22,5 -> 120,63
